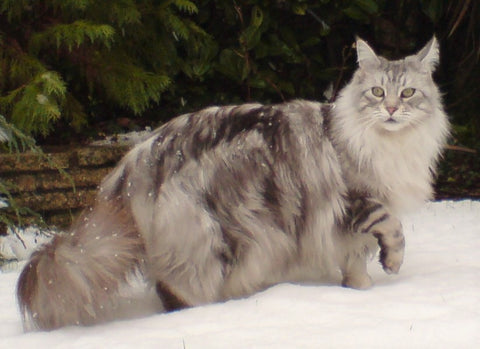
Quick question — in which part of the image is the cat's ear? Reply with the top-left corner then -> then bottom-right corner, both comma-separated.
355,38 -> 381,69
415,36 -> 439,72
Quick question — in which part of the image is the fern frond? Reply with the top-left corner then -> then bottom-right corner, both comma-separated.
7,52 -> 46,87
173,0 -> 198,14
29,20 -> 115,53
11,89 -> 59,136
0,0 -> 30,21
97,58 -> 171,114
49,0 -> 91,12
4,71 -> 67,135
0,114 -> 37,153
162,9 -> 190,40
185,19 -> 210,38
0,86 -> 24,115
109,0 -> 142,27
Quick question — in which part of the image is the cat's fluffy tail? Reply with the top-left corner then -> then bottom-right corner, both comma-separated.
17,201 -> 147,331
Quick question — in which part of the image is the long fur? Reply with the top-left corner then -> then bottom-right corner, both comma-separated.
17,201 -> 149,330
17,38 -> 449,330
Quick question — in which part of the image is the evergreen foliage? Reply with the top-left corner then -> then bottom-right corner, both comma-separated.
0,0 -> 478,211
0,0 -> 201,136
0,0 -> 477,145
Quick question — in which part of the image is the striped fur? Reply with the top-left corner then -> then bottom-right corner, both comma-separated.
17,38 -> 449,330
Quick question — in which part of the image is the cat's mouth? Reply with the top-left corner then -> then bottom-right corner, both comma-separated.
380,117 -> 406,131
385,117 -> 398,124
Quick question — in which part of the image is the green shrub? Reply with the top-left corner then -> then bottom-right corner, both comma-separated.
0,0 -> 477,160
0,0 -> 202,136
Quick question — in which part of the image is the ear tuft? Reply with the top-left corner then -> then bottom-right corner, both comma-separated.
416,36 -> 439,72
355,38 -> 381,69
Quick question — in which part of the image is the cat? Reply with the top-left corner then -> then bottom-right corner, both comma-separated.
17,37 -> 450,330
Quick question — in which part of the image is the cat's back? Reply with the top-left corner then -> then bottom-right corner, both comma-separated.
115,99 -> 327,179
99,99 -> 344,234
147,99 -> 325,160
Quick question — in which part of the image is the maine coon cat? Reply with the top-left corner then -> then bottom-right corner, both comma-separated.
17,37 -> 449,330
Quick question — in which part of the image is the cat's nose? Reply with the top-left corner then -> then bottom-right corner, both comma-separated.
386,106 -> 398,115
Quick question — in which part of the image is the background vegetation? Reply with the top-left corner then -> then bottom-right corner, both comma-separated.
0,0 -> 479,228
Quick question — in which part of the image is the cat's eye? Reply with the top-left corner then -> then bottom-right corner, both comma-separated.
401,88 -> 416,98
371,87 -> 384,97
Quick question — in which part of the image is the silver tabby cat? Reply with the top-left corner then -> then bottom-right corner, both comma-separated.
17,37 -> 449,330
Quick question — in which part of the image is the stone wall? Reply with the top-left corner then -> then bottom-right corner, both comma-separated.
0,145 -> 129,229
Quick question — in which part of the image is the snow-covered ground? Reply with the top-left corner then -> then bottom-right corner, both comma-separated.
0,200 -> 479,348
0,227 -> 55,264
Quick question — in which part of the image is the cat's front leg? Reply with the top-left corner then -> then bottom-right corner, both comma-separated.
351,198 -> 405,275
341,248 -> 374,289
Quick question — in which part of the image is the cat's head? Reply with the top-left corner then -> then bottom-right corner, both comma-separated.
342,37 -> 441,132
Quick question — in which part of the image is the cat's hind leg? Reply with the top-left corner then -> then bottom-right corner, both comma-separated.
155,280 -> 190,312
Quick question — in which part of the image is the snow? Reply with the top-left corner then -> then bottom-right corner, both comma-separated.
1,200 -> 479,348
0,227 -> 54,263
89,127 -> 153,146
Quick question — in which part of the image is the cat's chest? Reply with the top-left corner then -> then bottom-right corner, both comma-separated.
342,137 -> 434,213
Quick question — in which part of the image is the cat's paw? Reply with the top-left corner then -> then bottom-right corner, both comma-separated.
342,273 -> 373,290
379,246 -> 404,274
